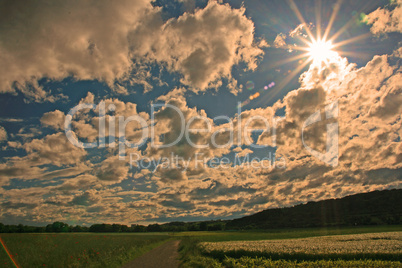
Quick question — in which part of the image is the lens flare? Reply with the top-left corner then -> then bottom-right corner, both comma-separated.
307,38 -> 337,64
246,81 -> 255,90
239,0 -> 370,107
0,236 -> 20,268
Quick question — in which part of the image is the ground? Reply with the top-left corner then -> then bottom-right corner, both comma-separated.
122,240 -> 181,268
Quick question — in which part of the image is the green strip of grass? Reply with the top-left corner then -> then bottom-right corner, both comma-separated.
203,249 -> 402,262
0,233 -> 170,268
174,225 -> 402,242
223,257 -> 402,268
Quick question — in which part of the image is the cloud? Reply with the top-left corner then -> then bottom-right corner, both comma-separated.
0,126 -> 7,142
96,155 -> 130,184
131,1 -> 265,93
232,147 -> 253,157
0,161 -> 46,186
1,15 -> 401,225
1,201 -> 37,210
274,33 -> 287,48
0,0 -> 265,101
0,0 -> 152,100
40,110 -> 66,130
272,24 -> 309,52
369,72 -> 402,119
2,58 -> 400,223
270,51 -> 401,175
70,190 -> 101,206
393,47 -> 402,57
56,174 -> 99,192
13,79 -> 68,103
289,24 -> 306,37
366,0 -> 402,34
24,132 -> 87,166
14,126 -> 43,142
118,49 -> 401,217
63,92 -> 150,146
0,118 -> 24,123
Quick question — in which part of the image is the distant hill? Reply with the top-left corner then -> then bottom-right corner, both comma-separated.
1,189 -> 401,233
226,189 -> 402,230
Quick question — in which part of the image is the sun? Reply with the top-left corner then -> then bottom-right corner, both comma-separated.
257,0 -> 371,104
307,38 -> 338,65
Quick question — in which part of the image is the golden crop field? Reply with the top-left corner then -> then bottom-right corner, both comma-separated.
200,232 -> 402,255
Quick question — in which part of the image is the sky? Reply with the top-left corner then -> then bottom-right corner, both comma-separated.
0,0 -> 401,226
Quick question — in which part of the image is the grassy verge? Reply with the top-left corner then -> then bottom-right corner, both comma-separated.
0,233 -> 170,268
204,249 -> 402,262
174,225 -> 402,242
222,257 -> 402,268
178,237 -> 222,268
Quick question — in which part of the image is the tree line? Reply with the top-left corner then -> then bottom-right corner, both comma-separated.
0,220 -> 226,233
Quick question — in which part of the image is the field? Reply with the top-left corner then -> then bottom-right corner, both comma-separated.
201,232 -> 402,255
0,233 -> 170,268
176,226 -> 402,267
0,226 -> 401,267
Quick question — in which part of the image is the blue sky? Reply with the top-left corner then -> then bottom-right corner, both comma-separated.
0,0 -> 401,226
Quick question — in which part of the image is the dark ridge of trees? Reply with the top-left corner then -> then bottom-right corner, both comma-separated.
0,189 -> 401,233
226,189 -> 402,230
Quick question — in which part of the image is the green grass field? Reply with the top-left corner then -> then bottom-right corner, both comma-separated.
172,225 -> 402,242
0,226 -> 401,267
0,233 -> 170,268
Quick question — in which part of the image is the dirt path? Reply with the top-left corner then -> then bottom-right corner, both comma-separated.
122,240 -> 181,268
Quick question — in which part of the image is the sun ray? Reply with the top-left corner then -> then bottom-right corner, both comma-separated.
329,0 -> 375,43
294,35 -> 312,47
288,45 -> 311,52
276,58 -> 312,90
288,0 -> 315,41
315,0 -> 322,40
252,0 -> 372,108
329,18 -> 358,43
323,0 -> 343,40
332,32 -> 371,49
338,50 -> 371,60
258,58 -> 312,106
268,52 -> 310,68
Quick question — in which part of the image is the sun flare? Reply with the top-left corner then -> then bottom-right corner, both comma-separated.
263,0 -> 373,103
307,38 -> 338,65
